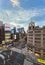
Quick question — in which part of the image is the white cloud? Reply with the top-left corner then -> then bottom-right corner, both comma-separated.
0,8 -> 45,31
10,0 -> 20,7
5,10 -> 12,16
0,9 -> 44,22
9,22 -> 17,26
36,20 -> 45,27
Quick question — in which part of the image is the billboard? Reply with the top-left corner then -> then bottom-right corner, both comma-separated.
5,23 -> 11,31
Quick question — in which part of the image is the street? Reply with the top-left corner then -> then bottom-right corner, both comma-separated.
0,46 -> 41,65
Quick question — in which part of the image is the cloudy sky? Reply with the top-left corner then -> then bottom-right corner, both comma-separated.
0,0 -> 45,31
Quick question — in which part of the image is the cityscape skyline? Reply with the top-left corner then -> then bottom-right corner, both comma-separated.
0,0 -> 45,31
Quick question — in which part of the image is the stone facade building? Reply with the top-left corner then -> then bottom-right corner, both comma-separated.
27,21 -> 45,58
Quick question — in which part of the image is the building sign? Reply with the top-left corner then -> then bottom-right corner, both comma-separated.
5,23 -> 11,31
14,35 -> 16,39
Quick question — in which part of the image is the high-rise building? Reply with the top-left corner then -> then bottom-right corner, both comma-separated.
11,27 -> 16,39
18,27 -> 25,39
17,27 -> 25,33
0,21 -> 5,44
27,21 -> 45,58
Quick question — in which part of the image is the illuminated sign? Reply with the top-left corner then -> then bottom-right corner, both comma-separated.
14,35 -> 16,39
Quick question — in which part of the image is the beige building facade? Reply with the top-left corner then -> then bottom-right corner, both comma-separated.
4,23 -> 11,42
27,21 -> 45,58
